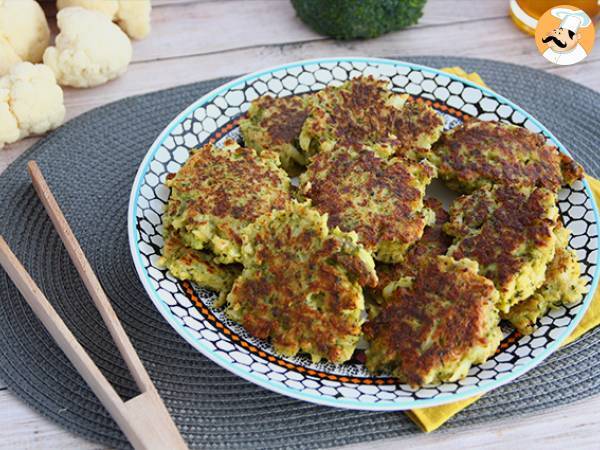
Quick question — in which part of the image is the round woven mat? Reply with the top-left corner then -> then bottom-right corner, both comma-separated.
1,57 -> 599,450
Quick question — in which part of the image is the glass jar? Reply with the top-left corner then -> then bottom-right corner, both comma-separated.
510,0 -> 599,35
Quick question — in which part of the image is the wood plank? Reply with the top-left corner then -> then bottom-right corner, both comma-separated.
419,0 -> 507,26
0,386 -> 599,450
340,396 -> 600,450
0,390 -> 103,450
97,18 -> 600,101
1,21 -> 598,169
132,1 -> 321,62
131,0 -> 509,63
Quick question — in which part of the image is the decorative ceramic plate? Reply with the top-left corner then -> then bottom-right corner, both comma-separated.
128,57 -> 599,411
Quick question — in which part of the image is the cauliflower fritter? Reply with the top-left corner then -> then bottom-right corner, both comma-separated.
159,232 -> 241,307
163,139 -> 291,264
368,198 -> 452,302
226,201 -> 377,364
43,7 -> 132,88
429,119 -> 583,193
240,93 -> 314,173
364,256 -> 502,386
299,146 -> 436,262
502,223 -> 586,335
445,184 -> 559,313
299,76 -> 443,159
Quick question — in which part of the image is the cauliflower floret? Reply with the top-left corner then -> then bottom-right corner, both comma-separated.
56,0 -> 119,18
56,0 -> 151,40
43,7 -> 132,88
0,87 -> 20,147
115,0 -> 151,40
0,35 -> 21,76
0,0 -> 50,66
0,62 -> 65,149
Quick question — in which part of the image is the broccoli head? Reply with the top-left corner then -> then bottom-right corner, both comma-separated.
291,0 -> 426,40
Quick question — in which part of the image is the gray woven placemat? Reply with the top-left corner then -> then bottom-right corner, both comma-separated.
1,57 -> 599,450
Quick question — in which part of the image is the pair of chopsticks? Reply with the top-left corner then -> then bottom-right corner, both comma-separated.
0,161 -> 188,450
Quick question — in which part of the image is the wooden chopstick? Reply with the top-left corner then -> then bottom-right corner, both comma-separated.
0,161 -> 188,450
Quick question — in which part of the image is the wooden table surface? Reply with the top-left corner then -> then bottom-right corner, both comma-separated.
1,1 -> 599,448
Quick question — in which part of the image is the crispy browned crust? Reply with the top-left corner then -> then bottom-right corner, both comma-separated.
446,185 -> 557,296
300,147 -> 435,258
559,152 -> 585,186
226,202 -> 377,363
301,76 -> 443,158
164,140 -> 291,247
369,198 -> 453,300
364,256 -> 499,386
430,119 -> 584,192
248,95 -> 311,146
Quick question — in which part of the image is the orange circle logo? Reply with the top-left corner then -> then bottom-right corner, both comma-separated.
535,4 -> 595,65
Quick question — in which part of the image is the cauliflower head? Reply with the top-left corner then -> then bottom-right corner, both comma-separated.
115,0 -> 151,40
0,0 -> 50,71
43,7 -> 132,88
0,35 -> 21,76
56,0 -> 152,40
57,0 -> 119,18
0,62 -> 65,149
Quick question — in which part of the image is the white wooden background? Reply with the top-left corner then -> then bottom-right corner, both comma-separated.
1,0 -> 599,448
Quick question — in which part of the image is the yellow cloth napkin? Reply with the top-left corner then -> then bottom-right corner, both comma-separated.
405,67 -> 600,432
439,67 -> 489,88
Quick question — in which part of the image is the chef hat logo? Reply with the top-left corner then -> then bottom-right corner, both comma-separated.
534,4 -> 595,66
551,7 -> 592,33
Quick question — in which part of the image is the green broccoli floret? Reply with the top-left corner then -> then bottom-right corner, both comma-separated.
291,0 -> 426,40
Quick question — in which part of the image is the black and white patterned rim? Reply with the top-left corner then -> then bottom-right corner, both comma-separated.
128,57 -> 600,411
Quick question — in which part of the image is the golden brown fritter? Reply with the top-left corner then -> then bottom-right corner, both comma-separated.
226,201 -> 377,364
502,223 -> 586,334
368,198 -> 453,302
299,76 -> 444,159
445,184 -> 559,313
159,232 -> 241,306
429,119 -> 584,193
163,139 -> 291,264
364,256 -> 502,386
299,146 -> 436,262
239,93 -> 314,174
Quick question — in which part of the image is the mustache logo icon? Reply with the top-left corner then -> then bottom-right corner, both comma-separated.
542,35 -> 568,48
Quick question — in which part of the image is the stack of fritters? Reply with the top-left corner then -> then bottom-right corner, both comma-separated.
502,222 -> 586,335
160,139 -> 291,303
227,201 -> 377,364
367,198 -> 453,303
160,74 -> 586,384
444,184 -> 560,313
